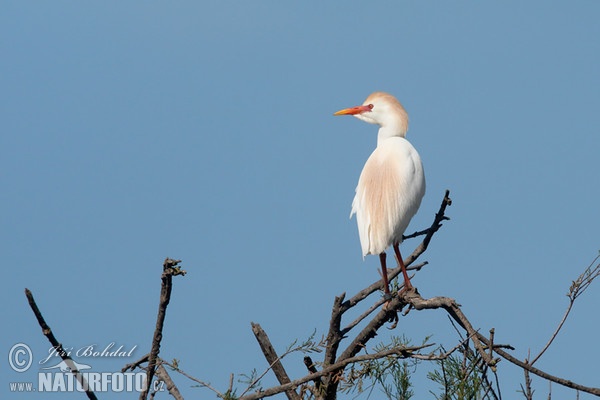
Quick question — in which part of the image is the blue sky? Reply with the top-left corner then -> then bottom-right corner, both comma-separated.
2,2 -> 599,399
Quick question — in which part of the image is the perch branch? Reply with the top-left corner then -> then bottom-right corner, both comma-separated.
340,190 -> 452,313
319,190 -> 452,399
405,291 -> 497,368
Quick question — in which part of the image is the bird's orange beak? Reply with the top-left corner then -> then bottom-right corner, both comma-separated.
333,105 -> 372,116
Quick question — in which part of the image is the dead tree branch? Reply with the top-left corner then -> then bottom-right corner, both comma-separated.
25,288 -> 98,400
250,323 -> 302,400
155,363 -> 184,400
303,356 -> 322,391
139,258 -> 187,400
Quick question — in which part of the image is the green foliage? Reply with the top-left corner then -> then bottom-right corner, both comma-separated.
339,335 -> 423,400
214,331 -> 500,400
238,368 -> 261,393
427,345 -> 492,400
286,329 -> 326,355
376,359 -> 415,400
222,388 -> 238,400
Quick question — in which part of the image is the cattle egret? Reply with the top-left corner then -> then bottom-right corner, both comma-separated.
334,92 -> 425,299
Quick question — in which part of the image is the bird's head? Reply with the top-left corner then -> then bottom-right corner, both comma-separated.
334,91 -> 409,137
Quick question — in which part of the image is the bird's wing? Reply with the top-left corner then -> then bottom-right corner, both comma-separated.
351,138 -> 425,257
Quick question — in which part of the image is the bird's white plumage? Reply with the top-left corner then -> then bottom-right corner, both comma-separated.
351,136 -> 425,256
338,92 -> 426,257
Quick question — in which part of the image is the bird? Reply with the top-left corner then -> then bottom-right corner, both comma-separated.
334,92 -> 425,299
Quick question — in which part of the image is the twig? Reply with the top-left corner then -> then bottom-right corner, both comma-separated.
228,373 -> 234,395
250,323 -> 301,400
25,288 -> 98,400
139,258 -> 187,400
341,296 -> 387,335
530,254 -> 600,366
162,359 -> 226,398
122,353 -> 150,372
520,351 -> 534,400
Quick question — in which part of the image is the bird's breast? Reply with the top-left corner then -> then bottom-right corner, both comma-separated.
352,137 -> 425,256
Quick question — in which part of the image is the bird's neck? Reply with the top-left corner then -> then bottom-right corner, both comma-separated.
377,125 -> 407,146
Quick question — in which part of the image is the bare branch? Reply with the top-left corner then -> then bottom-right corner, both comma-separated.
155,363 -> 184,400
404,291 -> 498,368
25,288 -> 98,400
250,322 -> 301,400
531,254 -> 600,365
323,294 -> 345,368
341,296 -> 387,335
303,356 -> 322,391
477,327 -> 600,396
122,353 -> 150,372
162,359 -> 226,398
139,258 -> 187,400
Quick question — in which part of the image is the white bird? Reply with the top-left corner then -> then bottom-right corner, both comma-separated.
334,92 -> 425,298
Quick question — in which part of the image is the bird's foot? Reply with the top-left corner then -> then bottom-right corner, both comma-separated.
398,284 -> 418,297
397,286 -> 418,316
386,310 -> 399,329
382,293 -> 399,329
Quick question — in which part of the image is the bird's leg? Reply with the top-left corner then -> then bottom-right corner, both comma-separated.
379,252 -> 398,325
393,243 -> 413,291
379,252 -> 392,299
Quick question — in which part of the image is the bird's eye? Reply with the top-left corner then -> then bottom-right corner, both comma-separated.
367,104 -> 374,110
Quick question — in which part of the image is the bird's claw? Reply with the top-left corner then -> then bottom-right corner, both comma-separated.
382,295 -> 399,329
386,310 -> 399,329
